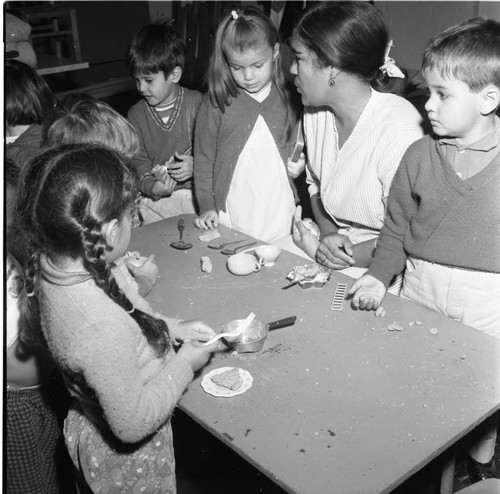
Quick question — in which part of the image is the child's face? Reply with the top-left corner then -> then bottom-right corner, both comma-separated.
289,35 -> 331,107
225,43 -> 279,94
135,71 -> 177,107
424,67 -> 486,144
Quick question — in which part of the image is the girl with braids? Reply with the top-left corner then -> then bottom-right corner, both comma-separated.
194,6 -> 302,243
17,144 -> 220,493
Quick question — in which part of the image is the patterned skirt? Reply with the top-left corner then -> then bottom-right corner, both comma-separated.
64,404 -> 177,494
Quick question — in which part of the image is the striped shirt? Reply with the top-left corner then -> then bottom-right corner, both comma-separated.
304,89 -> 424,244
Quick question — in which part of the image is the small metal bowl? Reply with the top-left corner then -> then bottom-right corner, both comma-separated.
223,319 -> 268,354
231,337 -> 266,353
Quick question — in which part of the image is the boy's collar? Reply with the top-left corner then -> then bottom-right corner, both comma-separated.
439,115 -> 500,152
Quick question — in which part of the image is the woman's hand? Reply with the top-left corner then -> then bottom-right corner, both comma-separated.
177,340 -> 219,373
168,153 -> 193,182
292,206 -> 320,259
348,275 -> 386,311
171,319 -> 217,343
194,211 -> 219,229
316,233 -> 355,269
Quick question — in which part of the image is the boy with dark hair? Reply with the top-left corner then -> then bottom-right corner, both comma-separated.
350,17 -> 500,483
126,22 -> 203,224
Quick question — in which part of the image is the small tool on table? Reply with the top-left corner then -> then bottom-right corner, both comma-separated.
170,218 -> 193,250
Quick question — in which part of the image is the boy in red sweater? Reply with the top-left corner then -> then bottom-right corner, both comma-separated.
350,17 -> 500,483
126,22 -> 203,224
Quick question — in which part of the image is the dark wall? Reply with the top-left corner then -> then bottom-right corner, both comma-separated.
12,1 -> 152,91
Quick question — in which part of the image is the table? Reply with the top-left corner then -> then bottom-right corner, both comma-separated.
130,215 -> 500,494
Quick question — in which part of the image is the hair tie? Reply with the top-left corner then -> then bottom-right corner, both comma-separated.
231,10 -> 238,20
379,40 -> 405,79
126,305 -> 135,314
26,291 -> 35,298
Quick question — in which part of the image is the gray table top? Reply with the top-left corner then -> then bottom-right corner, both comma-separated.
130,215 -> 500,494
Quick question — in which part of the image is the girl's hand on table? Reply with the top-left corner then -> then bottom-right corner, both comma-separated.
177,340 -> 219,373
349,275 -> 386,311
168,153 -> 193,182
194,211 -> 219,230
316,233 -> 355,269
172,319 -> 217,343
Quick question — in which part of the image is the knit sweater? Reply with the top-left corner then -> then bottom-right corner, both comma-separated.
128,87 -> 203,197
368,135 -> 500,287
38,255 -> 193,444
194,84 -> 296,213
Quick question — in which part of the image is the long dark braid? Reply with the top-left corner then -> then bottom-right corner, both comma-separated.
78,211 -> 169,355
17,144 -> 170,356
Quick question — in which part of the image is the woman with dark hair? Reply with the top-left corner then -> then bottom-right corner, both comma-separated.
289,1 -> 423,290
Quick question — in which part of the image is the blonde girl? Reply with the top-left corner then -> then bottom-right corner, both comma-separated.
17,144 -> 219,493
194,7 -> 300,243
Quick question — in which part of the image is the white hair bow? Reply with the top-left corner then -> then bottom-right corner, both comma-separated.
379,40 -> 405,79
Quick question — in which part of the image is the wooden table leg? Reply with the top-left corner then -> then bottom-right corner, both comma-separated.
441,445 -> 458,494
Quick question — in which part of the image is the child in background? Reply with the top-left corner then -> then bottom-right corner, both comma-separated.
194,7 -> 300,243
17,144 -> 220,493
5,60 -> 57,170
41,93 -> 158,296
350,17 -> 500,482
126,22 -> 203,224
5,159 -> 70,494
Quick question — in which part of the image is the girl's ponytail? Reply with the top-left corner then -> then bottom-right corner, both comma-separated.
207,6 -> 299,139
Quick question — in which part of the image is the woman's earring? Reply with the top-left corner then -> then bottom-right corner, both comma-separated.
328,69 -> 337,87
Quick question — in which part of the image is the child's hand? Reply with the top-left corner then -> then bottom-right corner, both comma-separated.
152,175 -> 177,198
287,152 -> 306,179
292,206 -> 320,259
171,319 -> 217,343
124,254 -> 159,286
316,233 -> 355,269
168,153 -> 193,182
177,340 -> 219,373
194,211 -> 219,230
151,164 -> 169,182
348,275 -> 386,311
